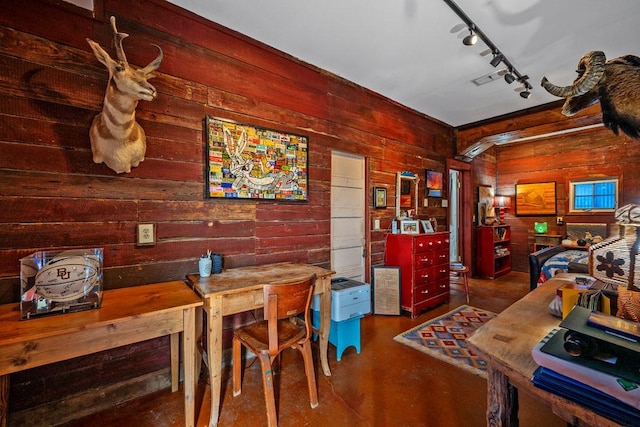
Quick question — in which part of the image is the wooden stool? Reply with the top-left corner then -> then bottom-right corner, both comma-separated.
450,264 -> 470,304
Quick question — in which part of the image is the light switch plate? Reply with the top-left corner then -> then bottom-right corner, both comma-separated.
137,223 -> 156,246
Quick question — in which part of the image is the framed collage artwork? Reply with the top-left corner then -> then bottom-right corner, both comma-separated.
205,116 -> 309,201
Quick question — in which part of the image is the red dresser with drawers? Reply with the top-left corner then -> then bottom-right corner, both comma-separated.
384,232 -> 450,318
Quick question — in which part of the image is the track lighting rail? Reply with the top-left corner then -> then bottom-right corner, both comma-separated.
442,0 -> 532,98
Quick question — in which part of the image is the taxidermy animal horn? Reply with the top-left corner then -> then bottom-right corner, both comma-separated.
541,51 -> 606,98
87,16 -> 163,173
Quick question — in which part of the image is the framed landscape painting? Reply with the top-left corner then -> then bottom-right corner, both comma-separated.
515,182 -> 557,216
426,169 -> 443,197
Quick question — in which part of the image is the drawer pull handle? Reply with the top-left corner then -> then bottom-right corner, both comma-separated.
440,269 -> 447,273
439,254 -> 447,259
420,258 -> 431,263
418,243 -> 424,248
439,284 -> 447,289
421,274 -> 430,279
421,289 -> 429,294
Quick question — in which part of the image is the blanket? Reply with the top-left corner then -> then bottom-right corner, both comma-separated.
537,250 -> 589,286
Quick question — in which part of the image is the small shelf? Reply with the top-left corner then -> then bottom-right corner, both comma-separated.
476,225 -> 512,279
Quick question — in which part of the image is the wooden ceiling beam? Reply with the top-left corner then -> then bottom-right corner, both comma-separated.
455,102 -> 603,161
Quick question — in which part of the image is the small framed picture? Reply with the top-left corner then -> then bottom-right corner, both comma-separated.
426,170 -> 444,197
400,220 -> 420,234
373,187 -> 387,209
421,220 -> 434,233
372,266 -> 401,316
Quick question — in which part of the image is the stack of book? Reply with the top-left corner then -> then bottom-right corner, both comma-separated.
558,278 -> 617,318
531,307 -> 640,425
494,245 -> 510,257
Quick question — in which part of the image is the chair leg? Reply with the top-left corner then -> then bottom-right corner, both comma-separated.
232,337 -> 242,397
300,342 -> 319,408
257,354 -> 278,427
464,273 -> 470,304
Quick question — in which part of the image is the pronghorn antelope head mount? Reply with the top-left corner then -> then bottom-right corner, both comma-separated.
86,16 -> 162,174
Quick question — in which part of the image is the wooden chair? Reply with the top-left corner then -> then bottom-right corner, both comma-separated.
232,274 -> 318,427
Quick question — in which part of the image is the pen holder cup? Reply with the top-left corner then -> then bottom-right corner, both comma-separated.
199,257 -> 212,277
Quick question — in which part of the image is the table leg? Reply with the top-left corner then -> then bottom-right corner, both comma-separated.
170,333 -> 179,392
0,374 -> 8,427
207,297 -> 224,427
486,366 -> 519,427
194,304 -> 203,380
183,307 -> 196,427
319,276 -> 332,377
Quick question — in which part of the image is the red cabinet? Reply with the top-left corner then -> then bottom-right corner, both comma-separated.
476,225 -> 512,279
384,232 -> 450,318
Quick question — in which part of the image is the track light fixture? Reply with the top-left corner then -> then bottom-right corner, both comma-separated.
519,79 -> 533,98
504,70 -> 516,84
490,52 -> 503,67
443,0 -> 532,99
462,28 -> 477,46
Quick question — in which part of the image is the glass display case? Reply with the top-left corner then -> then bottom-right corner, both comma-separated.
20,248 -> 103,319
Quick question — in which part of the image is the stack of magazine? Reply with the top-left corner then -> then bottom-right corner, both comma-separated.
531,307 -> 640,425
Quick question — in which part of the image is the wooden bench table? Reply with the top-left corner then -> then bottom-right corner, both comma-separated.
467,273 -> 621,426
187,262 -> 334,427
0,281 -> 202,427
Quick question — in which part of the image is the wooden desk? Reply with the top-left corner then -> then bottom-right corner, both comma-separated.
187,262 -> 334,427
467,273 -> 621,426
0,281 -> 202,427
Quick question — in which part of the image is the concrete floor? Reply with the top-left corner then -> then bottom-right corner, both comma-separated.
63,271 -> 566,427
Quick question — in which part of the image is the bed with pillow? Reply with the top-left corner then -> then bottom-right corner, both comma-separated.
528,246 -> 590,291
528,223 -> 608,290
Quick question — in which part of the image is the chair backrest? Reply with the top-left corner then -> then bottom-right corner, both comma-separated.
263,274 -> 316,355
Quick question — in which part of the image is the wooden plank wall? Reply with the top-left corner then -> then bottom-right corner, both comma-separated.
494,126 -> 640,272
0,0 -> 452,415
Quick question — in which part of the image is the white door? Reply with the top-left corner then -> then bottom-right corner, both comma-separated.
331,152 -> 365,281
449,169 -> 461,262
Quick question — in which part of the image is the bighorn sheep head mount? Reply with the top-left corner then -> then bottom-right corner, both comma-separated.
541,51 -> 640,139
86,16 -> 162,174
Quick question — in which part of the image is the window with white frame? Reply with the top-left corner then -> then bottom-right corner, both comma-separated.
569,177 -> 618,213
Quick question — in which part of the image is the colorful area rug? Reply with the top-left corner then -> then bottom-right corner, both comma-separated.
393,305 -> 496,379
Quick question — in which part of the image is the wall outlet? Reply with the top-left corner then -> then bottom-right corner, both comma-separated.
556,217 -> 563,225
137,223 -> 156,246
374,219 -> 380,230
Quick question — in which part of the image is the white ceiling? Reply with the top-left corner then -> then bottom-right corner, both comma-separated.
167,0 -> 640,127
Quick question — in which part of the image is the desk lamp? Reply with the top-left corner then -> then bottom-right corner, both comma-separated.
494,196 -> 511,224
